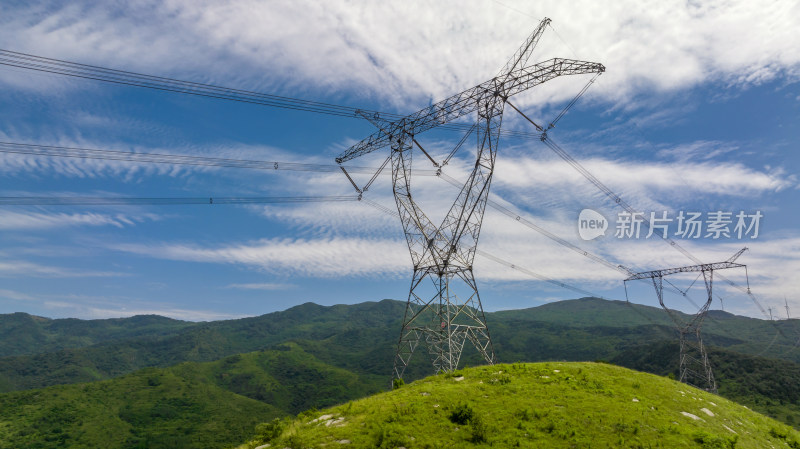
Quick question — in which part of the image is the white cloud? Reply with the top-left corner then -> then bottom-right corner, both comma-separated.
112,237 -> 410,278
0,288 -> 37,301
0,259 -> 124,277
1,1 -> 798,108
1,1 -> 797,320
494,153 -> 794,198
41,300 -> 245,321
226,282 -> 295,291
0,209 -> 155,230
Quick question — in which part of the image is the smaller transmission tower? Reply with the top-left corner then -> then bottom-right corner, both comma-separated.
785,296 -> 791,320
624,248 -> 749,393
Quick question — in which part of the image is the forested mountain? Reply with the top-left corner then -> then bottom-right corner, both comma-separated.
1,297 -> 799,448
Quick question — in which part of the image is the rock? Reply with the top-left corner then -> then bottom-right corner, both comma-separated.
326,417 -> 346,427
337,440 -> 351,444
454,376 -> 464,381
680,411 -> 703,421
723,424 -> 737,434
632,398 -> 639,402
309,414 -> 334,424
700,408 -> 714,417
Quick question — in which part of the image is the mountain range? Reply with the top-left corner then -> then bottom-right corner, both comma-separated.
1,297 -> 798,448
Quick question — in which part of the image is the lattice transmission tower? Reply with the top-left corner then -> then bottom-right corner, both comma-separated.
624,248 -> 749,393
336,18 -> 605,382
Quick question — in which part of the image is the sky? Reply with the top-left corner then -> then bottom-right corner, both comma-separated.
0,0 -> 798,321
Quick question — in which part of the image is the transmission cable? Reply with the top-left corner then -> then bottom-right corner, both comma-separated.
507,100 -> 776,324
0,49 -> 539,140
362,196 -> 673,338
0,141 -> 442,176
0,195 -> 358,206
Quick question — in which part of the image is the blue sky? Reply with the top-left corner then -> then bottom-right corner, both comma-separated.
0,0 -> 798,321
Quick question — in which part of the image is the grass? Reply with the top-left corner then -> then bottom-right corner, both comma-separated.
239,362 -> 800,449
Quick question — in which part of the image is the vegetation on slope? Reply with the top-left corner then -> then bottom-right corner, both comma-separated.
0,343 -> 382,449
239,362 -> 800,449
0,300 -> 406,392
3,298 -> 799,393
613,340 -> 800,428
0,313 -> 192,358
2,298 -> 800,446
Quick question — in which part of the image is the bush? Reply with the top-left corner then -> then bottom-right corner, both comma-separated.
255,418 -> 285,443
392,378 -> 404,390
374,423 -> 410,449
470,413 -> 488,443
449,403 -> 475,425
693,430 -> 738,449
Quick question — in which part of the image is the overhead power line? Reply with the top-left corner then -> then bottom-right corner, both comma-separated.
0,49 -> 539,140
504,100 -> 775,324
0,49 -> 773,329
0,141 -> 437,176
0,195 -> 358,206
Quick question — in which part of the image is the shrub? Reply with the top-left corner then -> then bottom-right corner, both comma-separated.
693,430 -> 738,449
255,418 -> 285,443
373,423 -> 410,449
470,413 -> 488,443
449,403 -> 475,425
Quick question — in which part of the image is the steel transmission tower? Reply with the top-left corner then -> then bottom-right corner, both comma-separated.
624,248 -> 749,393
336,18 -> 604,382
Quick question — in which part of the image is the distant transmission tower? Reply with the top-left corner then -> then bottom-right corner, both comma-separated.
624,248 -> 749,393
786,296 -> 791,320
336,18 -> 604,382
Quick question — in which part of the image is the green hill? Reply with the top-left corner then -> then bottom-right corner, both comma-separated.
0,342 -> 384,449
237,362 -> 800,449
2,297 -> 800,447
612,340 -> 800,428
3,298 -> 800,447
0,312 -> 193,358
2,298 -> 799,393
0,300 -> 406,391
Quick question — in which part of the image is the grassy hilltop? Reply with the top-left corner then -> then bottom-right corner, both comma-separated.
238,362 -> 800,449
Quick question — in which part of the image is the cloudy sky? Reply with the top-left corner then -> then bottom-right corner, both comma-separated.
0,0 -> 798,321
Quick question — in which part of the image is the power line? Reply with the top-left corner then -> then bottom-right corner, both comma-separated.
2,48 -> 777,336
0,49 -> 539,141
0,141 -> 436,175
5,139 -> 764,339
505,107 -> 776,323
360,196 -> 618,301
0,195 -> 358,206
362,194 -> 676,339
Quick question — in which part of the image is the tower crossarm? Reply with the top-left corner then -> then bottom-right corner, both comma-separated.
625,261 -> 745,281
336,57 -> 605,163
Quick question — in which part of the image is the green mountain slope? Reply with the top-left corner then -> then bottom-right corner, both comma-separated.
0,343 -> 382,449
0,300 -> 406,391
0,312 -> 193,358
613,340 -> 800,427
3,298 -> 799,393
237,362 -> 800,449
493,297 -> 800,360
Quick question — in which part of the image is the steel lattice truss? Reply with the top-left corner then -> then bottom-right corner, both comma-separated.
624,248 -> 749,393
336,18 -> 605,383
